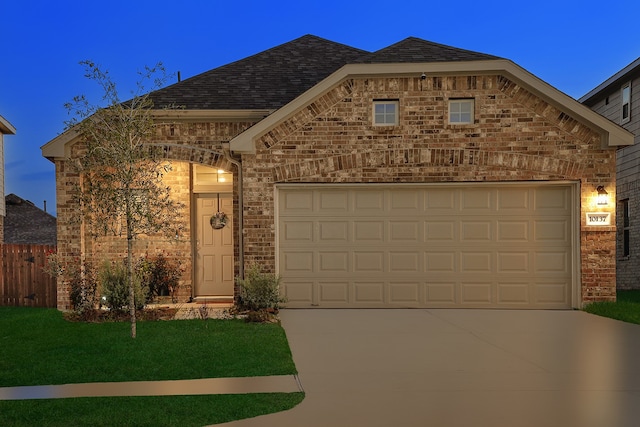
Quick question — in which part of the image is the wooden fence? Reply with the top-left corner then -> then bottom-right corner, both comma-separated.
0,244 -> 57,308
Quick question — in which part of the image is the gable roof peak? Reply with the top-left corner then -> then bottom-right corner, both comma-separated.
356,37 -> 502,64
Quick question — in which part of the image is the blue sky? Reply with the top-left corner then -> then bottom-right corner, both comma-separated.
2,0 -> 639,216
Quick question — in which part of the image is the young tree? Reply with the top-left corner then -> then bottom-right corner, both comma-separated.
65,61 -> 184,338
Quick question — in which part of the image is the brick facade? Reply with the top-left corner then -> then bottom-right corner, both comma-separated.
54,74 -> 618,309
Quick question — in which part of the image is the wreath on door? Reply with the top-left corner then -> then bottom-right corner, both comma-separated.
209,193 -> 228,229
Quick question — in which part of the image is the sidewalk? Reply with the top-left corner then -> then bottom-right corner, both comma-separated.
0,375 -> 302,400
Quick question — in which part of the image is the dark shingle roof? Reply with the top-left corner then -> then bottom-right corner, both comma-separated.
147,35 -> 500,111
4,194 -> 57,245
148,35 -> 368,110
354,37 -> 501,63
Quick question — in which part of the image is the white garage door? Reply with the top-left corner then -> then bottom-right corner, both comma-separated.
277,183 -> 575,309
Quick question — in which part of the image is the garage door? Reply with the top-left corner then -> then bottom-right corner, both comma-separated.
277,183 -> 574,309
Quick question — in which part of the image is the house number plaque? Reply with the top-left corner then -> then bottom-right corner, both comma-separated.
586,212 -> 611,226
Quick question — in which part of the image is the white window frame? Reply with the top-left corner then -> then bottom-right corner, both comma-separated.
373,100 -> 399,126
621,82 -> 631,124
449,99 -> 474,124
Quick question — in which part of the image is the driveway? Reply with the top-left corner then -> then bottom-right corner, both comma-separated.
219,309 -> 640,427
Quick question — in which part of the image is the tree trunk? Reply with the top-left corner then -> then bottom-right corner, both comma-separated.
127,210 -> 137,339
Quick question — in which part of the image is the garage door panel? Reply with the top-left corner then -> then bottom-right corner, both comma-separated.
425,221 -> 456,241
319,251 -> 349,272
354,221 -> 384,241
461,189 -> 493,210
354,252 -> 385,272
278,184 -> 574,309
390,221 -> 420,241
319,191 -> 349,212
426,283 -> 456,303
461,221 -> 492,241
281,191 -> 314,211
425,252 -> 456,272
497,282 -> 529,304
390,190 -> 421,211
534,187 -> 570,211
497,252 -> 530,273
283,221 -> 314,241
461,283 -> 493,304
283,281 -> 314,303
497,188 -> 530,210
535,281 -> 570,305
355,190 -> 385,211
319,221 -> 349,242
319,282 -> 349,303
425,189 -> 457,210
535,252 -> 569,273
497,220 -> 529,242
461,252 -> 492,272
534,220 -> 569,242
389,282 -> 421,304
354,282 -> 384,302
389,252 -> 420,272
282,251 -> 314,272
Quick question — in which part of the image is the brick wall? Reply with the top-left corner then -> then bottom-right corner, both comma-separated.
243,74 -> 616,305
54,75 -> 618,309
55,121 -> 255,310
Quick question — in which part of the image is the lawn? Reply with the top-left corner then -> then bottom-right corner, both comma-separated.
0,307 -> 303,426
583,290 -> 640,324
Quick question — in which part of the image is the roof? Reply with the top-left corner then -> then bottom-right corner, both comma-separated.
147,35 -> 368,110
4,194 -> 57,245
354,37 -> 501,63
43,35 -> 634,159
147,35 -> 500,111
580,57 -> 640,106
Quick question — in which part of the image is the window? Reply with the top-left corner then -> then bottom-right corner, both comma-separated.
373,100 -> 398,126
449,99 -> 474,124
621,82 -> 631,124
622,199 -> 630,257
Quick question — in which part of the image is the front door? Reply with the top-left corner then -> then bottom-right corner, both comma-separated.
194,194 -> 234,298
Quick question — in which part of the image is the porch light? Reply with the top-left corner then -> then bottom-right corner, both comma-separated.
596,186 -> 608,206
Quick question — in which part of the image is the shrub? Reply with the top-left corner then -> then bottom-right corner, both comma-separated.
236,265 -> 286,313
136,254 -> 184,303
67,260 -> 99,314
99,260 -> 146,311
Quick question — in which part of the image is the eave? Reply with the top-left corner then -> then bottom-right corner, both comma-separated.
0,115 -> 16,135
40,109 -> 274,161
230,59 -> 634,153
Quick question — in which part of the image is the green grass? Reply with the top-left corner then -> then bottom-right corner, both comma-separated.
0,393 -> 305,427
0,307 -> 303,426
583,290 -> 640,324
0,307 -> 296,387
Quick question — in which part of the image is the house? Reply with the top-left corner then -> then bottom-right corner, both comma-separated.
42,35 -> 633,311
0,115 -> 16,243
581,59 -> 640,290
4,194 -> 57,245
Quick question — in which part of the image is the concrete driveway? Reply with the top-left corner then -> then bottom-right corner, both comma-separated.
219,309 -> 640,427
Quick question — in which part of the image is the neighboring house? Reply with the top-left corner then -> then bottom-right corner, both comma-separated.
4,194 -> 57,245
42,35 -> 633,311
581,58 -> 640,290
0,115 -> 16,243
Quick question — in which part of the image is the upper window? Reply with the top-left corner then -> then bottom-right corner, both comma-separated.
621,82 -> 631,124
449,99 -> 474,124
373,100 -> 398,126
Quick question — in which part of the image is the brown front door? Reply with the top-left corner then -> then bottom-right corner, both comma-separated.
194,194 -> 234,297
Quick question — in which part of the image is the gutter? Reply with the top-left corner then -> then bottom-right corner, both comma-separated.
222,143 -> 244,282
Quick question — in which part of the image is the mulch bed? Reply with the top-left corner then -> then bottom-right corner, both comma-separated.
64,307 -> 179,323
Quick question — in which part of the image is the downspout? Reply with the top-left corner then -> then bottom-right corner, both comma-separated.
222,143 -> 244,281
